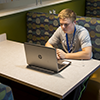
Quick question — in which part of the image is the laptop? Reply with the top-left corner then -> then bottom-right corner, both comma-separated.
24,42 -> 71,74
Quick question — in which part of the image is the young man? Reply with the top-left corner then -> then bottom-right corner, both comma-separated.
45,8 -> 92,60
44,8 -> 92,100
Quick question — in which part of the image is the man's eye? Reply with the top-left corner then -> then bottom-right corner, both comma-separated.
60,24 -> 69,26
64,24 -> 69,26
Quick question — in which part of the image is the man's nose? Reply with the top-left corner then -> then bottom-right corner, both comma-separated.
62,24 -> 65,28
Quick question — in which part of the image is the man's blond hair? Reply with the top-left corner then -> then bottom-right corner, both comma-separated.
58,8 -> 76,22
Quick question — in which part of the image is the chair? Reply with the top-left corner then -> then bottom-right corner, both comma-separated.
0,83 -> 14,100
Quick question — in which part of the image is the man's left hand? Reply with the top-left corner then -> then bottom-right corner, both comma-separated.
56,49 -> 66,59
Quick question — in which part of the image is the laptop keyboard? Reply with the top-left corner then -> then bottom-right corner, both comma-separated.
57,59 -> 71,70
58,64 -> 65,69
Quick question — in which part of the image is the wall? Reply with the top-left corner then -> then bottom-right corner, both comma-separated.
0,0 -> 86,43
0,0 -> 35,9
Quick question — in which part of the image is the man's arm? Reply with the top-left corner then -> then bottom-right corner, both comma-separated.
45,41 -> 54,48
57,46 -> 92,60
45,41 -> 92,60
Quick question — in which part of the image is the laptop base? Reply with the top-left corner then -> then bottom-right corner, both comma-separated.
27,65 -> 56,74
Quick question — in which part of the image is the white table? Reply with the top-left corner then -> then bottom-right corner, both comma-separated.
0,35 -> 100,99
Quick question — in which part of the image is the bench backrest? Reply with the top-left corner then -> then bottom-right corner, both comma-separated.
27,12 -> 100,60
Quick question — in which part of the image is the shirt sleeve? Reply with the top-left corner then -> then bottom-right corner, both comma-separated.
48,26 -> 61,46
78,27 -> 92,49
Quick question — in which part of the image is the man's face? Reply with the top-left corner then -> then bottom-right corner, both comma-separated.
60,18 -> 75,34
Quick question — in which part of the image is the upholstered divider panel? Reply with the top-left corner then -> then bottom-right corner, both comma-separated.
27,12 -> 63,49
85,0 -> 100,17
76,16 -> 100,60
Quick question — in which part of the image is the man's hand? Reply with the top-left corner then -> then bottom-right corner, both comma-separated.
56,49 -> 66,59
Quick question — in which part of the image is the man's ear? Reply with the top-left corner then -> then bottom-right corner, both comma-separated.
73,20 -> 76,24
